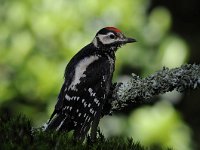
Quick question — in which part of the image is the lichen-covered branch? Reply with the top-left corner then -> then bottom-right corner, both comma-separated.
111,64 -> 200,112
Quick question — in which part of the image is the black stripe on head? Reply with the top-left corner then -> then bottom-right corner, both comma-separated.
96,28 -> 118,36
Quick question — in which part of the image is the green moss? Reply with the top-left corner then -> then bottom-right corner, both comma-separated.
0,114 -> 172,150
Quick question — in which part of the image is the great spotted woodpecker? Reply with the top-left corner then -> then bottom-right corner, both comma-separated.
45,27 -> 136,142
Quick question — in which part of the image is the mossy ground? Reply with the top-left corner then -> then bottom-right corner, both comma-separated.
0,114 -> 172,150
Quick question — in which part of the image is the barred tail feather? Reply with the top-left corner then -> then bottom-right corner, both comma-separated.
45,114 -> 70,131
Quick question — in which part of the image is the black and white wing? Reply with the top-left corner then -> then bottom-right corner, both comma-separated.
45,45 -> 114,141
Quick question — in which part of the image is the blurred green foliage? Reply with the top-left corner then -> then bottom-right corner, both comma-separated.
129,101 -> 191,150
0,0 -> 191,149
100,101 -> 192,150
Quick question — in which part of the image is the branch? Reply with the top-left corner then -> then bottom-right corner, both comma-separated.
111,64 -> 200,112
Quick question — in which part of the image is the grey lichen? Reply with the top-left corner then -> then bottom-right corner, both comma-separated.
111,64 -> 200,112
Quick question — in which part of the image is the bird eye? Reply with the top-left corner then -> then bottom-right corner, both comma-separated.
109,34 -> 115,39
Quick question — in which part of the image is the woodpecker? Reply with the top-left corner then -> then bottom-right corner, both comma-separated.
45,27 -> 136,142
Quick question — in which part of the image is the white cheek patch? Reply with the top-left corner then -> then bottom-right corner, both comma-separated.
97,34 -> 118,45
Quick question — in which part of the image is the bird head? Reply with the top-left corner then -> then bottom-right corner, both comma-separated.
92,27 -> 136,51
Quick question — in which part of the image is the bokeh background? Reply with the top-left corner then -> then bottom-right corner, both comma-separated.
0,0 -> 200,149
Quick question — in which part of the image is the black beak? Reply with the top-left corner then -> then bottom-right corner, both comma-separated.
119,37 -> 137,44
124,37 -> 137,43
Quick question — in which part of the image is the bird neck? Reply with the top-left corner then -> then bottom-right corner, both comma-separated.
91,42 -> 116,60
